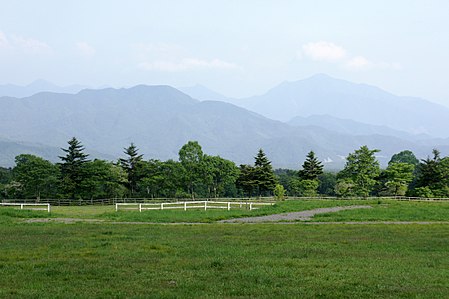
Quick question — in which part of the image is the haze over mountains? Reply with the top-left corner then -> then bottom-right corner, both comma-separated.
1,74 -> 448,169
0,80 -> 88,98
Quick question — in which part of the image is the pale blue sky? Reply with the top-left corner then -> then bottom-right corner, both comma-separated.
1,0 -> 448,105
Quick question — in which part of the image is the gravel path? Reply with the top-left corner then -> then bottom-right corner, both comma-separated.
220,205 -> 373,223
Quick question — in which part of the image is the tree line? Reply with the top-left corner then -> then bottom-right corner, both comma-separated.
0,137 -> 448,200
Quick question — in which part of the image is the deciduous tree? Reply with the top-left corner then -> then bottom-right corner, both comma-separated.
337,145 -> 380,197
13,154 -> 59,199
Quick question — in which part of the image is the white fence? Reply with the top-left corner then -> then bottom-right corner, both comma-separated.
0,202 -> 51,213
115,201 -> 274,212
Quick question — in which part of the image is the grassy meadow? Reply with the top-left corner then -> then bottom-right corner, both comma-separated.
0,199 -> 448,298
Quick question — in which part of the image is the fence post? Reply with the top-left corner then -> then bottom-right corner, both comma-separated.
161,203 -> 164,210
47,204 -> 51,213
184,202 -> 187,211
139,204 -> 142,212
249,202 -> 253,211
227,202 -> 230,211
204,201 -> 207,211
20,204 -> 23,210
115,203 -> 118,212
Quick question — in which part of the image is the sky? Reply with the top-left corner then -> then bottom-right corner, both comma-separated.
1,0 -> 449,105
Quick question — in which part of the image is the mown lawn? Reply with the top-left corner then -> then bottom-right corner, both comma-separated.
2,199 -> 449,224
312,200 -> 449,222
44,199 -> 449,223
11,199 -> 363,222
0,219 -> 448,298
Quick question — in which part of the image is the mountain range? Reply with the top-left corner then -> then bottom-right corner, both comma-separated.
1,75 -> 449,169
198,74 -> 449,138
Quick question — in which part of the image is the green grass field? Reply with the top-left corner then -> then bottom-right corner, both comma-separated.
1,200 -> 448,298
40,199 -> 449,223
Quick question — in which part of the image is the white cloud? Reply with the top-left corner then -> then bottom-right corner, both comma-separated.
302,41 -> 346,61
11,35 -> 52,54
135,42 -> 239,72
76,42 -> 96,57
139,58 -> 239,72
0,31 -> 52,55
301,41 -> 401,72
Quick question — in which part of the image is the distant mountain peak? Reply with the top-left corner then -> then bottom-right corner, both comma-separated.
234,75 -> 449,138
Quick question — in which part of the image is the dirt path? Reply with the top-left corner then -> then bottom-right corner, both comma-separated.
220,205 -> 373,223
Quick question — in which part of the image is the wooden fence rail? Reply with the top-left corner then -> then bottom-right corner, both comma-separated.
115,201 -> 274,212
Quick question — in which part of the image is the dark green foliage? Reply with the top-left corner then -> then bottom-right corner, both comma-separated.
389,150 -> 419,166
7,138 -> 449,200
179,141 -> 206,198
58,137 -> 90,199
79,160 -> 127,199
203,155 -> 239,198
298,151 -> 323,180
318,172 -> 337,196
295,151 -> 324,196
137,159 -> 186,198
239,149 -> 277,196
415,149 -> 441,189
413,149 -> 449,197
253,149 -> 277,195
236,164 -> 257,196
12,154 -> 60,199
274,168 -> 297,196
377,162 -> 415,196
337,145 -> 381,197
0,166 -> 12,199
119,143 -> 143,196
290,178 -> 319,197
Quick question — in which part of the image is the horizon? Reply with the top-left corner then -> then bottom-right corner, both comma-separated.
2,73 -> 448,108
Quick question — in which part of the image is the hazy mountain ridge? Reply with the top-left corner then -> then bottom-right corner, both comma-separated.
178,84 -> 230,102
1,84 -> 448,169
287,114 -> 434,141
0,138 -> 63,168
0,79 -> 88,98
229,74 -> 449,138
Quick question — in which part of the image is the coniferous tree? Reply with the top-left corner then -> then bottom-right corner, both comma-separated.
236,164 -> 257,196
119,143 -> 143,196
253,149 -> 277,196
298,151 -> 323,180
415,149 -> 441,188
59,137 -> 90,199
413,149 -> 449,197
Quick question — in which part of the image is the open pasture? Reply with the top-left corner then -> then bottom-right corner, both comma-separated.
1,199 -> 448,298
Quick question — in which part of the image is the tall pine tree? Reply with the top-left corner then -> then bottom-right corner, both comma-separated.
298,151 -> 323,180
59,137 -> 90,199
119,143 -> 143,196
253,149 -> 276,196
